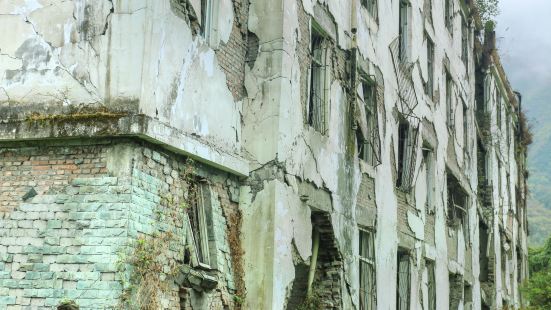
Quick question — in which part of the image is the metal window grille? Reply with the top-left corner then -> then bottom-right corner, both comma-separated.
397,253 -> 411,310
359,79 -> 378,165
427,261 -> 436,310
188,183 -> 211,266
308,29 -> 327,133
359,230 -> 376,310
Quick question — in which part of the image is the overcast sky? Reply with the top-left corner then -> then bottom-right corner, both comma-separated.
496,0 -> 551,122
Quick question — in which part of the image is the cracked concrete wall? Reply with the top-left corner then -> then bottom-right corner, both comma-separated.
0,0 -> 528,309
0,0 -> 243,157
481,62 -> 524,309
240,0 -> 526,310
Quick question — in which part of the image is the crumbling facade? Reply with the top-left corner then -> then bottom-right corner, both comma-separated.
0,0 -> 529,310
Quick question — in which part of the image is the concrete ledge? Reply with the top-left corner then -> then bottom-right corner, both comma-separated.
0,114 -> 250,177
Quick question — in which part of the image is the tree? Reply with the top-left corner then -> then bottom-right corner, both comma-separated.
476,0 -> 500,25
522,236 -> 551,309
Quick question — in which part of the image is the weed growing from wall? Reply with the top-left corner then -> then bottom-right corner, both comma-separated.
117,158 -> 198,309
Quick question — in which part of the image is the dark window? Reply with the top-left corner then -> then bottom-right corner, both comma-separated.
446,73 -> 454,127
396,121 -> 418,191
423,149 -> 435,212
444,0 -> 452,31
399,1 -> 410,61
188,182 -> 211,266
361,0 -> 378,19
464,283 -> 473,310
479,221 -> 490,282
397,122 -> 408,188
308,24 -> 328,133
461,16 -> 469,68
358,77 -> 377,165
200,0 -> 213,42
359,229 -> 376,310
397,252 -> 411,310
447,171 -> 469,241
463,102 -> 468,151
449,273 -> 463,310
426,36 -> 435,96
426,260 -> 436,310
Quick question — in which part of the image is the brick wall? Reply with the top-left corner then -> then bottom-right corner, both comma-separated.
129,143 -> 242,309
0,140 -> 243,309
0,143 -> 124,309
216,0 -> 249,101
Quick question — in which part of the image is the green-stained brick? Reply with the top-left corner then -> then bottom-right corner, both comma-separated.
27,254 -> 43,263
25,272 -> 40,280
94,263 -> 117,273
19,263 -> 34,271
33,263 -> 50,272
0,271 -> 11,279
46,220 -> 62,229
0,296 -> 16,304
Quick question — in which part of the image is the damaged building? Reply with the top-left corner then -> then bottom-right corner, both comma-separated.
0,0 -> 529,309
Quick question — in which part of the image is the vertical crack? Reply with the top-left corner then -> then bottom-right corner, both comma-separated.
101,0 -> 114,35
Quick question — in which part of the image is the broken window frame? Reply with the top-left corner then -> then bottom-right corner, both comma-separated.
308,22 -> 330,134
426,260 -> 436,310
399,1 -> 411,62
357,74 -> 380,166
187,181 -> 212,268
396,120 -> 419,191
359,228 -> 377,310
397,251 -> 411,310
426,34 -> 435,97
360,0 -> 378,20
447,171 -> 469,242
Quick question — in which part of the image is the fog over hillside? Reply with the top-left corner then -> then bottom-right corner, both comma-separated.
496,0 -> 551,245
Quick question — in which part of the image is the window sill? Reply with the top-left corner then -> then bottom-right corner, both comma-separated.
176,265 -> 219,292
